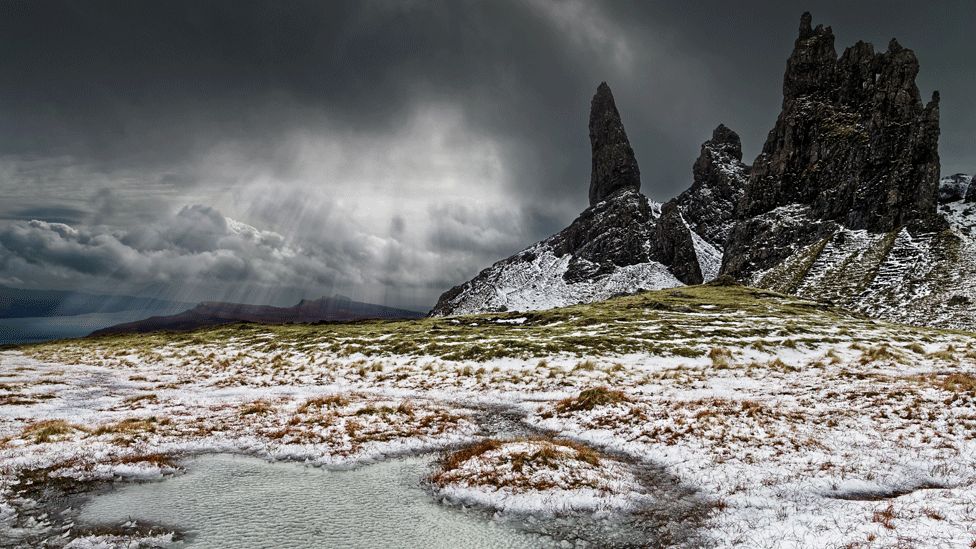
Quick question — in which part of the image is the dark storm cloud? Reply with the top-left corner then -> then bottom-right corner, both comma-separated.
0,1 -> 973,308
3,206 -> 89,225
0,206 -> 337,289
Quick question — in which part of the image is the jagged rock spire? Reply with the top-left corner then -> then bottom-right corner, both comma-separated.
723,12 -> 942,280
784,12 -> 837,102
670,124 -> 749,250
704,123 -> 742,160
588,82 -> 640,206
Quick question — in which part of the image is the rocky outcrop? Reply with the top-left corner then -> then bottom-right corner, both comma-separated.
430,83 -> 704,316
723,12 -> 942,280
939,174 -> 973,204
428,189 -> 686,316
714,13 -> 976,332
589,82 -> 641,206
939,173 -> 970,204
550,189 -> 659,284
431,13 -> 975,331
671,124 -> 750,249
655,202 -> 704,284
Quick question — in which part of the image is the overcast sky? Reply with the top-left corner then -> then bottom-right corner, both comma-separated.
0,1 -> 973,311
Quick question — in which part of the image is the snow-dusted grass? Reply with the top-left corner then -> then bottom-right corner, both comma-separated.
430,438 -> 650,514
3,283 -> 976,547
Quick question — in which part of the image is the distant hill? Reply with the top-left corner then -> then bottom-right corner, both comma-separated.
90,296 -> 424,336
0,285 -> 192,319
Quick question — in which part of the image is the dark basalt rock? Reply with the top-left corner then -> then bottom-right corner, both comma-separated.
552,189 -> 658,283
722,206 -> 836,280
967,176 -> 976,203
589,82 -> 641,206
671,124 -> 750,249
655,202 -> 704,285
723,12 -> 942,280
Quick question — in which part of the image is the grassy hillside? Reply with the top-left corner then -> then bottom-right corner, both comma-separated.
24,282 -> 965,367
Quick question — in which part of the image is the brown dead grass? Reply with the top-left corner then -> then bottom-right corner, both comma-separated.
296,394 -> 349,413
239,400 -> 274,415
938,373 -> 976,394
872,503 -> 896,529
555,387 -> 631,413
22,419 -> 85,443
92,417 -> 165,436
432,437 -> 608,491
439,438 -> 503,473
123,393 -> 159,405
709,347 -> 733,368
113,453 -> 177,468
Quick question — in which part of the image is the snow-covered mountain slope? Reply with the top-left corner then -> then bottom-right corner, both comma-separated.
431,190 -> 685,315
430,83 -> 730,317
688,224 -> 722,282
431,246 -> 682,316
750,199 -> 976,330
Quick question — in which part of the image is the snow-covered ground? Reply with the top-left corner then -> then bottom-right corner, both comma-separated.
2,285 -> 975,547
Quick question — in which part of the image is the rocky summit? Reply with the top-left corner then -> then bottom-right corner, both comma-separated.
720,13 -> 975,331
671,124 -> 750,251
723,12 -> 942,280
432,13 -> 976,331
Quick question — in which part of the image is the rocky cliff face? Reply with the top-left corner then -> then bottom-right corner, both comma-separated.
723,12 -> 942,280
671,124 -> 750,250
720,13 -> 976,331
430,83 -> 707,316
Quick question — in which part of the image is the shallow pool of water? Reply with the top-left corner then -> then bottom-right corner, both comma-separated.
77,454 -> 549,548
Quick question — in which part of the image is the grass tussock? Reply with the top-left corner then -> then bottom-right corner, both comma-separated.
432,437 -> 605,489
354,400 -> 415,417
113,452 -> 177,468
439,438 -> 503,473
555,386 -> 631,413
936,373 -> 976,394
123,393 -> 159,405
92,417 -> 165,436
872,503 -> 896,530
859,345 -> 902,365
239,400 -> 274,416
22,419 -> 85,443
296,394 -> 349,413
708,347 -> 734,368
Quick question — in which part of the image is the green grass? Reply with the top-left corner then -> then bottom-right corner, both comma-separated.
17,282 -> 974,367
